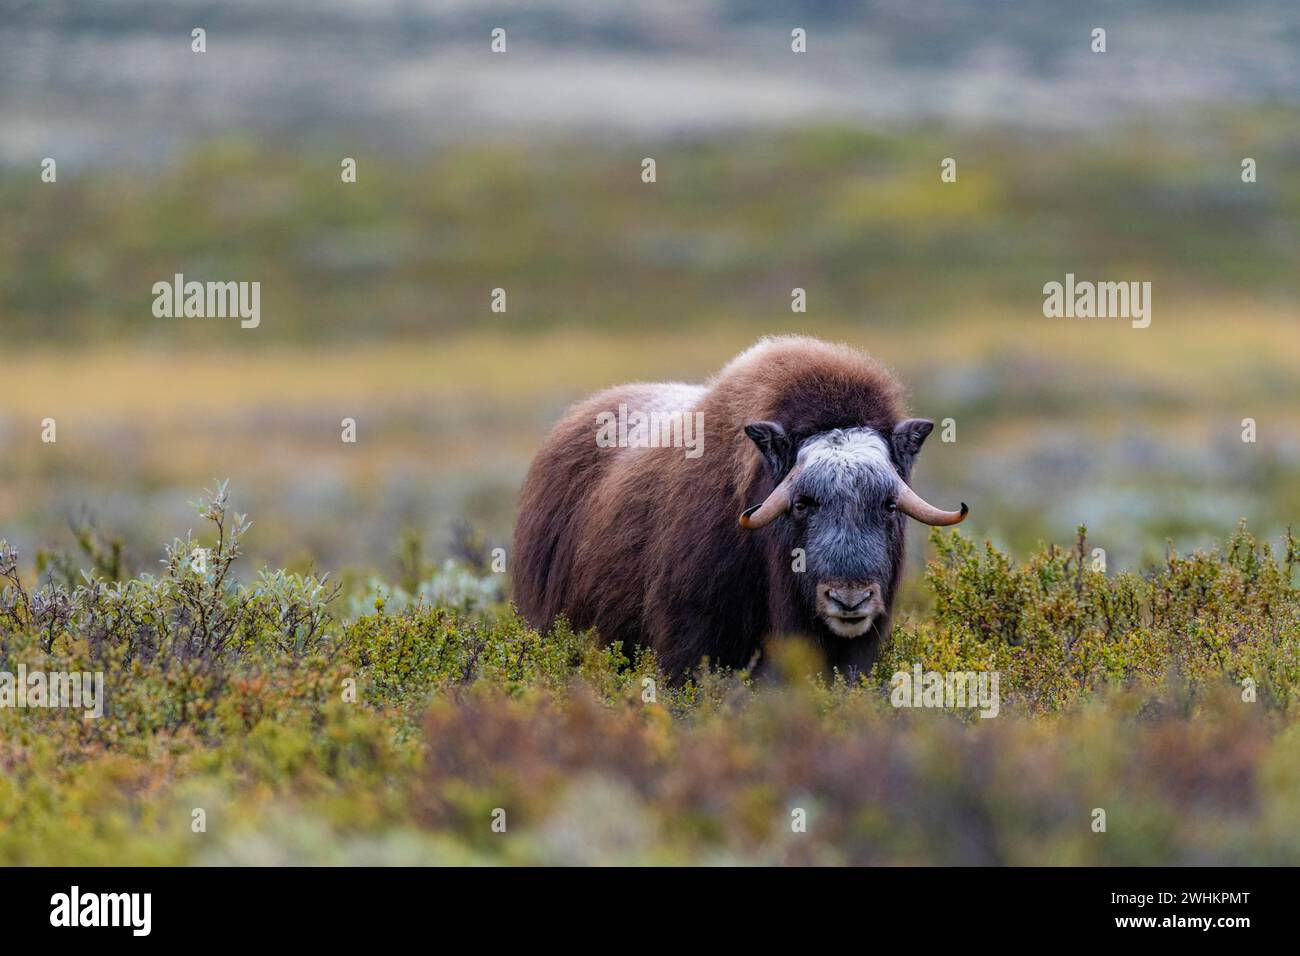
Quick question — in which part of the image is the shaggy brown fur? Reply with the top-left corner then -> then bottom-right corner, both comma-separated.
512,336 -> 913,678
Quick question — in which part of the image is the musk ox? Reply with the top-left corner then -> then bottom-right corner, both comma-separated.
512,335 -> 967,679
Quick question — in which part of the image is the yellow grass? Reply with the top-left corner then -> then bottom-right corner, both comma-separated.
5,297 -> 1296,424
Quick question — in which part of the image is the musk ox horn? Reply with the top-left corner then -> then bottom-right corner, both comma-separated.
896,482 -> 968,526
739,465 -> 803,529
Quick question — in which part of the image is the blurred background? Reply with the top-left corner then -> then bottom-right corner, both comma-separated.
1,0 -> 1297,594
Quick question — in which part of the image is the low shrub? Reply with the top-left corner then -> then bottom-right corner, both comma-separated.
0,485 -> 1296,863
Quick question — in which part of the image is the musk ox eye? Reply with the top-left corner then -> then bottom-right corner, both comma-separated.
885,499 -> 898,514
792,495 -> 817,516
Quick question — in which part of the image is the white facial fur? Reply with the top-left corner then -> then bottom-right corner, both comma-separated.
797,428 -> 896,480
796,428 -> 901,638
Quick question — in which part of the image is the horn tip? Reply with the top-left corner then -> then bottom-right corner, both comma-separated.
739,505 -> 759,529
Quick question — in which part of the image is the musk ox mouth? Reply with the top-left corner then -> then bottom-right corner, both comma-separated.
822,612 -> 877,639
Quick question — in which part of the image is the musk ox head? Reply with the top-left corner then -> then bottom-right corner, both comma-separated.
740,418 -> 966,639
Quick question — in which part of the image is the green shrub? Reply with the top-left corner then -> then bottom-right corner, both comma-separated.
2,485 -> 1298,863
879,523 -> 1300,713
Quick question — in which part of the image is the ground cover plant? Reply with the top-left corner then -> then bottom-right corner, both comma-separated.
1,485 -> 1296,865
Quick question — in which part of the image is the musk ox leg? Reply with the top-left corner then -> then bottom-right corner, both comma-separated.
751,632 -> 881,684
645,607 -> 761,685
826,621 -> 888,684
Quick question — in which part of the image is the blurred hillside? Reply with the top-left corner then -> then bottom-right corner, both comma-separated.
2,117 -> 1298,343
1,1 -> 1297,590
4,0 -> 1300,167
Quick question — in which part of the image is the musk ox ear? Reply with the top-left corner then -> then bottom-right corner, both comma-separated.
744,421 -> 794,479
891,418 -> 934,477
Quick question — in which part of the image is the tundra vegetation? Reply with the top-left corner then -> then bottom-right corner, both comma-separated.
4,118 -> 1299,578
1,485 -> 1297,865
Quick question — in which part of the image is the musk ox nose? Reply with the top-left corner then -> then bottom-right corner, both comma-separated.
827,586 -> 874,613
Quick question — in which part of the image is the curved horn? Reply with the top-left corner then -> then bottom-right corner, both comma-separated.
739,465 -> 802,529
896,482 -> 968,526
